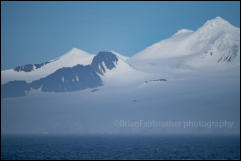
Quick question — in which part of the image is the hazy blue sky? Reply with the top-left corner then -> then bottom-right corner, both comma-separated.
1,1 -> 240,70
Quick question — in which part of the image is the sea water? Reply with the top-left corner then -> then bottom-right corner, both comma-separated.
1,135 -> 240,160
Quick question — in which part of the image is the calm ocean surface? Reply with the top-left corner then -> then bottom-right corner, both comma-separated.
1,135 -> 240,160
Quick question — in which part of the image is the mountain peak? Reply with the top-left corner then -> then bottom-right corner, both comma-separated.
71,47 -> 80,52
199,16 -> 238,32
204,16 -> 229,26
65,48 -> 90,56
92,51 -> 118,75
191,16 -> 240,42
58,48 -> 94,63
213,16 -> 227,22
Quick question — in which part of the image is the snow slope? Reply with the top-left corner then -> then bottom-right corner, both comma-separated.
99,54 -> 151,86
128,17 -> 240,73
1,48 -> 95,84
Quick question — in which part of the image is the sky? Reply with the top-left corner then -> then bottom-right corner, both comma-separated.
1,1 -> 240,70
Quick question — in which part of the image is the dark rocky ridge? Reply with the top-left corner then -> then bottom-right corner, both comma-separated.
14,61 -> 50,72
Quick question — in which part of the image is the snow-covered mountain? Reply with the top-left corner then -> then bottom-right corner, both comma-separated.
128,17 -> 240,73
1,50 -> 144,98
1,48 -> 95,84
1,17 -> 240,135
1,17 -> 240,98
